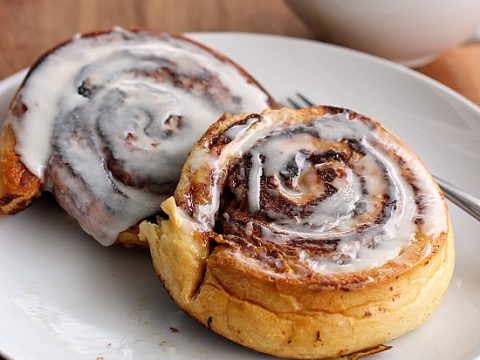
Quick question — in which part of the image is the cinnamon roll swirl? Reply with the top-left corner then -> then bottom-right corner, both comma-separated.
141,106 -> 454,359
0,28 -> 276,246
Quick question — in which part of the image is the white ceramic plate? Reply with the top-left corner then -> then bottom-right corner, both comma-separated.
0,33 -> 479,360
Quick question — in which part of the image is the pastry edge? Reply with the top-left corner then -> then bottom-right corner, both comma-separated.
140,197 -> 455,359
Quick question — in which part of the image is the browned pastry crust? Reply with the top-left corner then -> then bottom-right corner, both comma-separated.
0,126 -> 41,215
141,107 -> 454,358
0,29 -> 277,246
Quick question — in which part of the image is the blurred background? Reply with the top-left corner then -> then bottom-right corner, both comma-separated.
0,0 -> 478,105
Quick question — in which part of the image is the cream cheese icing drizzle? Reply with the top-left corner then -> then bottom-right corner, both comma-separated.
5,28 -> 273,246
181,108 -> 447,274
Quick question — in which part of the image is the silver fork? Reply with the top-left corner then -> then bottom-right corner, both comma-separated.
286,92 -> 480,222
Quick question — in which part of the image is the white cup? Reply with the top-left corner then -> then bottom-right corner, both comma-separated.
285,0 -> 480,66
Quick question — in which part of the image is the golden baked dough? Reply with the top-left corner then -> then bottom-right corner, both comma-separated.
0,126 -> 41,215
0,28 -> 276,247
141,106 -> 454,359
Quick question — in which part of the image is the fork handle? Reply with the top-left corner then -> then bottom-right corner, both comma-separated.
435,176 -> 480,221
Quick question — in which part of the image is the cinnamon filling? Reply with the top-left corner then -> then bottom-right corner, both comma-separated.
180,108 -> 447,274
215,131 -> 399,271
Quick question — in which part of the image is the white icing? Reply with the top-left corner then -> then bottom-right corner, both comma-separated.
187,110 -> 447,273
6,28 -> 271,246
248,153 -> 263,212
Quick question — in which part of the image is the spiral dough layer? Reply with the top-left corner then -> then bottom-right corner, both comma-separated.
176,106 -> 448,278
3,28 -> 275,245
143,106 -> 452,358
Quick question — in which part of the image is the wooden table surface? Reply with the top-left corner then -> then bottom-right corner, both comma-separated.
0,0 -> 479,106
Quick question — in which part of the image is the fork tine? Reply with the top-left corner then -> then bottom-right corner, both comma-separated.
296,92 -> 315,107
287,97 -> 301,109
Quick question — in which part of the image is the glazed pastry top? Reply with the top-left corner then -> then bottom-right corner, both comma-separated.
5,28 -> 273,245
176,107 -> 447,275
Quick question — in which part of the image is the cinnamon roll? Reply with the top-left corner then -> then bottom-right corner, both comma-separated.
0,28 -> 276,246
141,106 -> 454,359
